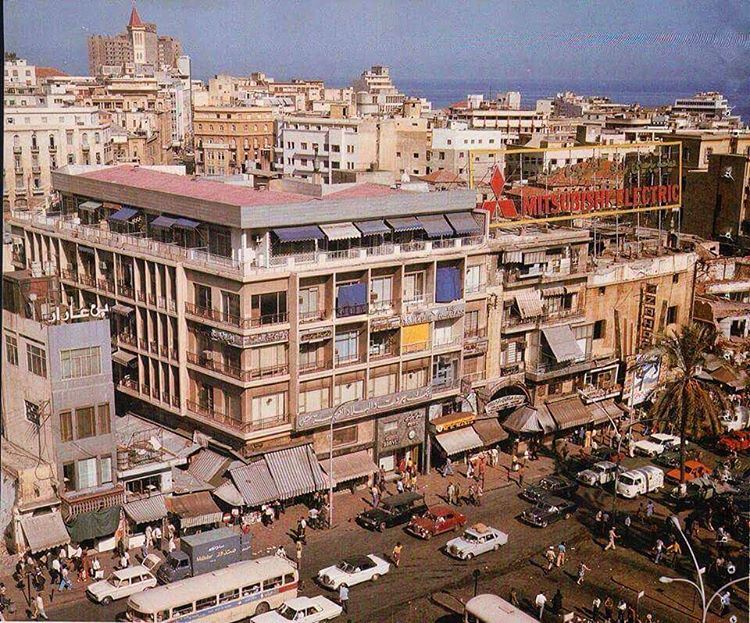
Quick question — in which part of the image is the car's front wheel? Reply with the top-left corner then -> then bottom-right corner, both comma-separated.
255,602 -> 270,614
101,596 -> 112,606
542,521 -> 549,528
379,522 -> 386,532
371,574 -> 380,581
465,553 -> 474,560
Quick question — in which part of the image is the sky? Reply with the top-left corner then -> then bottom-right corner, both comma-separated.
3,0 -> 750,88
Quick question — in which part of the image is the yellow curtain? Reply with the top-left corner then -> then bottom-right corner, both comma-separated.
402,323 -> 429,346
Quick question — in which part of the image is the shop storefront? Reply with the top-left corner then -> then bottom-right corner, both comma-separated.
429,412 -> 485,466
376,408 -> 426,474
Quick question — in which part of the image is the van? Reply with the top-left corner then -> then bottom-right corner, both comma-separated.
617,466 -> 664,499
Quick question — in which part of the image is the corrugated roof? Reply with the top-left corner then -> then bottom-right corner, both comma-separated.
124,495 -> 168,524
212,481 -> 244,507
473,418 -> 509,445
171,467 -> 213,495
167,492 -> 222,529
502,405 -> 557,434
542,325 -> 585,363
435,427 -> 484,456
21,512 -> 70,553
515,291 -> 544,319
230,460 -> 279,507
547,396 -> 593,431
319,450 -> 378,486
265,444 -> 327,500
188,449 -> 231,486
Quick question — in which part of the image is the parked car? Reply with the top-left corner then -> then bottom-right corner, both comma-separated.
520,495 -> 578,528
251,596 -> 343,623
576,461 -> 624,486
666,460 -> 710,483
520,475 -> 578,503
616,466 -> 664,498
86,555 -> 160,605
717,430 -> 750,454
317,554 -> 390,590
634,433 -> 683,457
589,447 -> 626,464
357,492 -> 428,532
653,450 -> 680,469
406,505 -> 466,540
445,523 -> 508,560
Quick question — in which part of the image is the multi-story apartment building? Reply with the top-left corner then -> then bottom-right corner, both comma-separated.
429,123 -> 515,179
447,97 -> 548,135
352,66 -> 407,116
1,269 -> 121,552
88,6 -> 183,75
194,106 -> 275,174
3,106 -> 110,211
4,57 -> 36,87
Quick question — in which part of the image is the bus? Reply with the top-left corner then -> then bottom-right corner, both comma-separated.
126,555 -> 298,623
465,594 -> 540,623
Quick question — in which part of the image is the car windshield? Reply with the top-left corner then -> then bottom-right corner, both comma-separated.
463,531 -> 480,542
276,605 -> 299,620
423,512 -> 437,521
647,435 -> 665,444
338,561 -> 357,573
620,475 -> 637,486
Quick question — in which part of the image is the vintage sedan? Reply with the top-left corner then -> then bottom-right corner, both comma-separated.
445,523 -> 508,560
520,475 -> 578,503
520,495 -> 578,528
406,505 -> 466,540
576,461 -> 624,487
654,449 -> 681,469
666,460 -> 710,483
717,430 -> 750,454
357,492 -> 428,532
251,596 -> 343,622
86,555 -> 160,605
317,554 -> 390,590
635,433 -> 683,457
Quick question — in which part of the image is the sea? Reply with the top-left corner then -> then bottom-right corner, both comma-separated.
397,77 -> 750,123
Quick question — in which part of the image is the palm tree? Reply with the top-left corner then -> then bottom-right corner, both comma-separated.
648,323 -> 729,484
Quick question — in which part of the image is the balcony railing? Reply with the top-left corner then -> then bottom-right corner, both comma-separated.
118,283 -> 135,299
369,346 -> 399,361
187,351 -> 288,381
463,370 -> 487,383
118,378 -> 139,391
402,341 -> 430,355
61,268 -> 78,282
464,327 -> 488,340
79,273 -> 95,287
185,303 -> 288,329
431,376 -> 462,391
464,282 -> 487,295
299,358 -> 332,374
97,278 -> 115,293
500,362 -> 525,376
299,309 -> 327,323
116,332 -> 137,347
369,300 -> 394,316
186,399 -> 288,434
334,352 -> 364,366
61,484 -> 125,519
526,356 -> 596,380
336,303 -> 368,318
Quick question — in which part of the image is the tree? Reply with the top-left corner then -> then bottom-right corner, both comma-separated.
649,323 -> 729,484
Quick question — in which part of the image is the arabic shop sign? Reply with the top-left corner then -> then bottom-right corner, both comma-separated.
47,299 -> 109,323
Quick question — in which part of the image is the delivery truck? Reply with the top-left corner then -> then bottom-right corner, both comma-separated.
156,526 -> 252,584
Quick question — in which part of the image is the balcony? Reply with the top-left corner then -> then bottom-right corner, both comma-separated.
369,344 -> 399,361
79,273 -> 95,288
97,278 -> 115,293
432,337 -> 462,352
299,309 -> 327,323
118,283 -> 135,299
430,376 -> 462,392
334,351 -> 365,367
187,351 -> 288,382
118,377 -> 139,392
579,383 -> 623,403
463,370 -> 487,384
61,268 -> 79,282
185,303 -> 288,330
464,327 -> 488,341
369,300 -> 395,317
525,356 -> 597,382
187,399 -> 288,435
464,282 -> 487,296
61,484 -> 125,519
299,358 -> 332,374
115,332 -> 137,348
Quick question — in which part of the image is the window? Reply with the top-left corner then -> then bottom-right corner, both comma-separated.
126,474 -> 161,495
465,265 -> 482,293
75,457 -> 98,490
75,406 -> 96,439
251,291 -> 287,323
172,603 -> 194,617
100,456 -> 112,484
403,272 -> 425,303
195,284 -> 212,309
370,276 -> 393,310
219,589 -> 239,604
666,305 -> 678,324
369,370 -> 397,397
334,378 -> 364,404
221,291 -> 240,321
465,310 -> 480,336
60,411 -> 73,442
63,462 -> 75,490
242,583 -> 261,596
195,596 -> 217,611
332,425 -> 358,448
97,403 -> 111,434
26,343 -> 47,377
299,287 -> 320,319
593,320 -> 607,340
60,346 -> 101,379
25,401 -> 40,425
299,384 -> 329,413
672,274 -> 680,284
284,573 -> 295,585
264,576 -> 283,590
5,334 -> 18,365
335,330 -> 359,363
251,392 -> 286,424
413,152 -> 419,159
433,319 -> 454,346
249,344 -> 286,372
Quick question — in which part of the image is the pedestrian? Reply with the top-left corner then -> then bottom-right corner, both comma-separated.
535,591 -> 547,620
595,510 -> 603,533
617,599 -> 627,623
447,482 -> 455,505
518,467 -> 524,488
392,542 -> 403,568
50,556 -> 61,585
604,596 -> 614,623
152,524 -> 162,545
59,565 -> 72,591
144,525 -> 153,549
296,540 -> 302,569
636,502 -> 644,521
297,517 -> 307,544
475,482 -> 483,506
78,551 -> 88,582
378,466 -> 387,493
623,514 -> 631,539
120,550 -> 130,569
454,482 -> 461,507
140,542 -> 149,563
167,522 -> 176,540
646,500 -> 655,520
442,457 -> 454,477
396,477 -> 405,494
509,588 -> 520,608
551,589 -> 563,615
719,590 -> 731,616
339,584 -> 349,614
592,596 -> 601,621
666,540 -> 681,568
627,604 -> 637,623
371,485 -> 380,508
556,541 -> 566,567
91,556 -> 102,580
467,458 -> 475,480
544,546 -> 556,574
577,561 -> 591,585
523,448 -> 530,468
653,539 -> 664,565
33,592 -> 48,620
167,536 -> 176,553
604,526 -> 619,551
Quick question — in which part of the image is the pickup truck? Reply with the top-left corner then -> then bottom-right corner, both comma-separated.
577,461 -> 624,487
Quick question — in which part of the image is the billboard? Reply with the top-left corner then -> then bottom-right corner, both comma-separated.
470,141 -> 682,227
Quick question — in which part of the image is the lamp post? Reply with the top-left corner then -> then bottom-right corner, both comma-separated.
659,515 -> 750,622
328,400 -> 357,529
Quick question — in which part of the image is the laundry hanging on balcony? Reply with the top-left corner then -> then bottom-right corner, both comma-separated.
435,266 -> 461,303
401,323 -> 429,348
336,283 -> 367,316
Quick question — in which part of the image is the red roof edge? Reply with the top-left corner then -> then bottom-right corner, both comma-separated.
128,6 -> 144,28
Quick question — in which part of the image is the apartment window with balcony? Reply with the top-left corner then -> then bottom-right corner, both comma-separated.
433,319 -> 454,346
502,340 -> 525,365
368,369 -> 397,398
402,364 -> 428,390
250,344 -> 286,374
74,457 -> 98,490
465,310 -> 480,336
221,290 -> 240,322
198,383 -> 215,411
370,276 -> 392,312
60,346 -> 101,379
251,291 -> 287,325
195,284 -> 212,310
26,343 -> 47,378
222,346 -> 240,372
334,377 -> 364,404
299,380 -> 329,413
5,334 -> 18,365
432,355 -> 458,386
335,330 -> 359,364
332,425 -> 358,448
403,271 -> 425,304
299,286 -> 320,320
465,265 -> 482,294
251,391 -> 286,424
100,456 -> 113,485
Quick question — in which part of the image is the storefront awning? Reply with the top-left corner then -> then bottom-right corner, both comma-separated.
212,481 -> 244,507
418,215 -> 454,238
111,304 -> 134,315
320,222 -> 361,241
547,396 -> 593,431
273,225 -> 325,242
473,418 -> 509,445
435,427 -> 484,456
515,291 -> 544,319
503,250 -> 523,263
167,491 -> 223,529
188,449 -> 231,485
446,211 -> 482,235
111,349 -> 137,366
354,220 -> 391,236
172,218 -> 201,230
502,405 -> 557,434
320,450 -> 379,487
523,250 -> 546,264
386,216 -> 423,233
542,325 -> 584,363
230,460 -> 279,507
65,506 -> 121,543
124,495 -> 168,524
588,399 -> 625,424
108,207 -> 140,223
265,444 -> 327,501
150,215 -> 177,229
542,286 -> 566,297
21,512 -> 70,553
78,201 -> 102,212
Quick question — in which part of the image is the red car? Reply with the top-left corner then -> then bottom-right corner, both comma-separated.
406,505 -> 467,540
666,460 -> 710,483
717,430 -> 750,454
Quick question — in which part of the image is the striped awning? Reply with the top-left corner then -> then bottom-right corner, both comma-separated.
78,201 -> 102,212
150,215 -> 177,229
435,427 -> 484,456
417,215 -> 454,238
547,396 -> 593,431
386,216 -> 423,233
188,449 -> 230,485
354,220 -> 391,236
523,251 -> 547,264
502,404 -> 557,434
265,444 -> 327,501
503,250 -> 523,263
542,286 -> 566,297
111,349 -> 137,366
515,291 -> 544,319
109,207 -> 140,222
21,512 -> 70,553
446,211 -> 482,235
111,304 -> 133,315
320,450 -> 379,487
542,325 -> 584,363
172,218 -> 201,230
273,225 -> 325,242
212,481 -> 244,507
167,492 -> 222,529
230,461 -> 279,507
124,495 -> 168,524
320,222 -> 361,241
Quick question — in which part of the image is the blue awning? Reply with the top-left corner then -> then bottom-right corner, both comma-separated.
417,215 -> 453,238
172,218 -> 201,230
436,266 -> 461,303
108,207 -> 140,222
446,212 -> 482,235
273,225 -> 325,242
386,217 -> 423,233
355,220 -> 391,236
150,215 -> 177,229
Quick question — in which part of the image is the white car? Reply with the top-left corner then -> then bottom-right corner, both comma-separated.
445,523 -> 508,560
251,596 -> 343,622
317,554 -> 390,590
634,433 -> 684,457
86,554 -> 160,604
577,461 -> 624,487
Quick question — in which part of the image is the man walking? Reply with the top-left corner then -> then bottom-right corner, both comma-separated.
339,584 -> 349,614
577,561 -> 591,585
59,565 -> 72,591
33,592 -> 48,620
719,590 -> 731,616
591,596 -> 601,621
604,526 -> 619,551
392,542 -> 403,568
371,485 -> 379,509
646,500 -> 655,521
556,541 -> 567,567
544,546 -> 556,574
654,538 -> 664,564
447,482 -> 455,505
535,591 -> 547,620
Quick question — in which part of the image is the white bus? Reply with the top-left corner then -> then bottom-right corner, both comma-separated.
465,594 -> 540,623
126,555 -> 298,623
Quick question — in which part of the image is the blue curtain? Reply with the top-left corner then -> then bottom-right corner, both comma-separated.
436,267 -> 461,303
337,283 -> 368,316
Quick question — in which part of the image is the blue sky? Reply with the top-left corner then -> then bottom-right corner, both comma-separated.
3,0 -> 749,86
